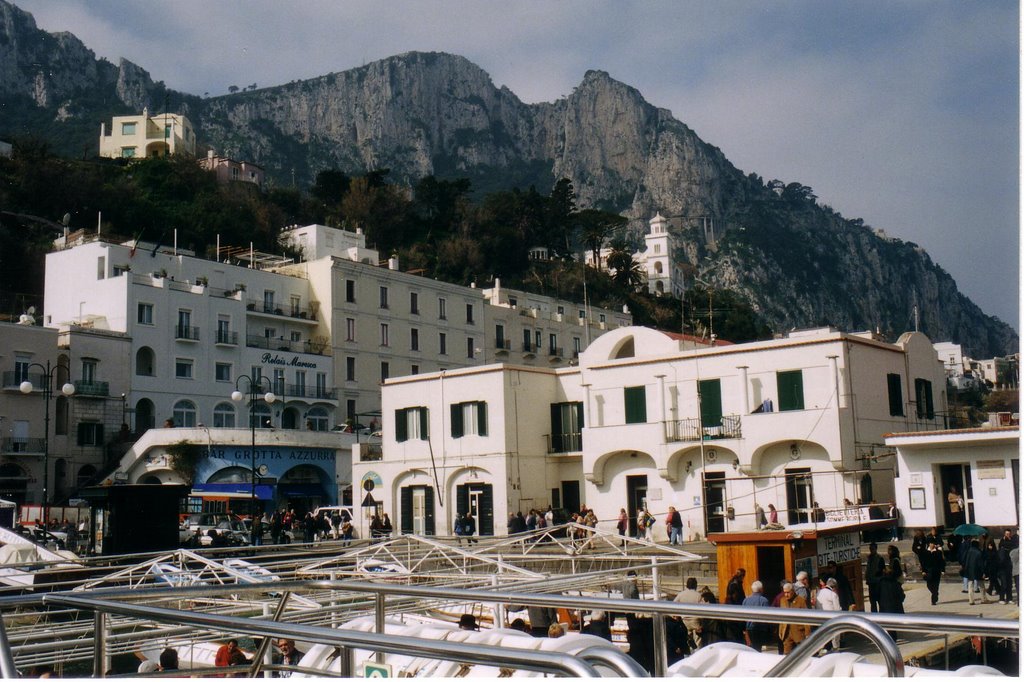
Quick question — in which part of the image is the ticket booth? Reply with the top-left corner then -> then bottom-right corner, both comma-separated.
707,519 -> 891,608
79,484 -> 188,555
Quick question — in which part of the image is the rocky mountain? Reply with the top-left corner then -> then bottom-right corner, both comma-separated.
0,0 -> 1016,357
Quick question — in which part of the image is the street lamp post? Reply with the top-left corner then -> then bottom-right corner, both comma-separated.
19,360 -> 75,530
231,375 -> 276,545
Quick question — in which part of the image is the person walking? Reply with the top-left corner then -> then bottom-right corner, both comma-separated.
794,571 -> 812,606
996,541 -> 1014,604
815,577 -> 842,651
616,508 -> 628,544
878,564 -> 905,641
741,581 -> 772,652
695,590 -> 727,647
921,541 -> 946,605
462,511 -> 478,544
964,539 -> 987,605
381,513 -> 393,538
865,543 -> 885,612
984,538 -> 1002,599
674,577 -> 701,650
778,583 -> 810,654
666,506 -> 683,545
1010,545 -> 1020,606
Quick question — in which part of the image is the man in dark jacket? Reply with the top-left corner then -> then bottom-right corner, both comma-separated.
921,541 -> 946,605
865,543 -> 886,612
964,540 -> 988,605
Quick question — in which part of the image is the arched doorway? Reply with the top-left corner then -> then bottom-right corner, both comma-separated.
0,463 -> 29,506
282,407 -> 301,430
140,475 -> 162,485
135,398 -> 155,433
77,465 -> 97,490
279,464 -> 331,515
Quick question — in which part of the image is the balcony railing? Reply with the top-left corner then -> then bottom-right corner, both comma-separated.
0,438 -> 44,454
74,380 -> 109,397
280,384 -> 337,400
174,325 -> 200,341
548,346 -> 563,358
522,341 -> 535,353
494,339 -> 511,352
2,371 -> 44,389
358,443 -> 383,462
246,335 -> 328,356
246,300 -> 318,322
215,329 -> 239,345
667,414 -> 742,442
549,432 -> 583,454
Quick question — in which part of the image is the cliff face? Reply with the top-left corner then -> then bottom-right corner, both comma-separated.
0,1 -> 1015,357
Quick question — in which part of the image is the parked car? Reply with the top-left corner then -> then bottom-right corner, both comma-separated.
179,513 -> 235,545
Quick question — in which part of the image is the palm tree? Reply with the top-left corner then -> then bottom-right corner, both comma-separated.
606,240 -> 644,290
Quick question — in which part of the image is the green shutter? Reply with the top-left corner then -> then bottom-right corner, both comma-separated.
624,386 -> 647,424
887,374 -> 904,416
699,379 -> 723,428
575,401 -> 585,430
451,403 -> 464,438
400,487 -> 413,534
395,409 -> 407,442
419,407 -> 429,439
550,404 -> 563,452
424,487 -> 435,535
777,371 -> 804,411
477,402 -> 488,436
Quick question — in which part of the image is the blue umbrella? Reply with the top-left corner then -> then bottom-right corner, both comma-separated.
953,523 -> 987,536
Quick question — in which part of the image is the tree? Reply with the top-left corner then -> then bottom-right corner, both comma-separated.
984,390 -> 1018,414
228,85 -> 239,94
167,440 -> 203,486
605,240 -> 644,290
577,208 -> 627,268
546,178 -> 577,258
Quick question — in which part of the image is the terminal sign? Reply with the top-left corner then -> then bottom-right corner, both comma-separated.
816,531 -> 860,565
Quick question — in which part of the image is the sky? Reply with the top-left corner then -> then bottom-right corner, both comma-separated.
14,0 -> 1020,332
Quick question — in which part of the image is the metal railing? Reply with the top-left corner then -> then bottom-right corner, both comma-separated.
280,384 -> 337,400
549,432 -> 583,453
0,437 -> 44,454
548,346 -> 563,358
494,339 -> 511,351
2,371 -> 42,388
174,324 -> 200,341
215,329 -> 238,345
73,380 -> 109,397
246,300 -> 318,322
667,414 -> 742,442
245,335 -> 328,356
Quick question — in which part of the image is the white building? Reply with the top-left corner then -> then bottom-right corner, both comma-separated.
888,427 -> 1019,530
354,325 -> 949,539
99,109 -> 196,159
38,224 -> 628,512
585,213 -> 686,297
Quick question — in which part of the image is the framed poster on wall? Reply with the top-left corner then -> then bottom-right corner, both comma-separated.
909,488 -> 926,510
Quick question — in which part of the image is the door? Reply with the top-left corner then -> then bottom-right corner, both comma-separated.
785,468 -> 812,525
561,480 -> 581,517
11,421 -> 28,452
412,488 -> 427,535
939,464 -> 973,526
757,546 -> 786,604
468,489 -> 482,538
456,483 -> 492,535
699,379 -> 723,430
703,472 -> 726,534
627,474 -> 648,536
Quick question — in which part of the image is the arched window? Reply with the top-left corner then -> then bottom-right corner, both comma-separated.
173,400 -> 197,428
136,347 -> 156,376
208,466 -> 252,484
213,403 -> 236,428
135,398 -> 155,431
306,407 -> 329,432
654,261 -> 663,274
655,281 -> 664,293
0,463 -> 29,506
250,403 -> 272,428
140,475 -> 162,485
55,396 -> 69,435
77,464 -> 97,489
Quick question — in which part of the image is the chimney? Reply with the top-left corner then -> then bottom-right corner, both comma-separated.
388,255 -> 399,271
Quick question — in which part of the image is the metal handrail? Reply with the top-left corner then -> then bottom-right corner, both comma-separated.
765,613 -> 905,678
0,613 -> 17,679
42,593 -> 604,678
576,643 -> 649,677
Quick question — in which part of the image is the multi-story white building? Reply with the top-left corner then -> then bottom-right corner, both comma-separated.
584,213 -> 686,297
37,224 -> 629,512
354,325 -> 949,539
99,109 -> 196,159
199,151 -> 265,188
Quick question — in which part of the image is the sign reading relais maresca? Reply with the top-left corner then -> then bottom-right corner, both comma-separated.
816,531 -> 860,565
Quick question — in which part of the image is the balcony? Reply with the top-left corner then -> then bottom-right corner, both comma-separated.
549,432 -> 582,454
494,339 -> 511,354
357,442 -> 383,462
0,438 -> 44,454
547,346 -> 563,359
74,380 -> 109,397
667,414 -> 742,442
246,300 -> 319,323
280,384 -> 338,400
2,371 -> 44,389
246,335 -> 329,356
215,329 -> 239,345
175,325 -> 200,341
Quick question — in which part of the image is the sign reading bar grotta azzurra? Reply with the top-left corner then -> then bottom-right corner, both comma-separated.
194,446 -> 336,482
816,532 -> 860,565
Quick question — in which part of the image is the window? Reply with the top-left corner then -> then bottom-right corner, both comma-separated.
135,347 -> 155,376
346,357 -> 356,382
548,333 -> 558,353
176,309 -> 192,339
345,280 -> 356,303
295,370 -> 306,394
410,292 -> 419,314
273,369 -> 285,395
380,323 -> 390,346
380,362 -> 390,382
509,297 -> 518,309
316,373 -> 327,398
411,364 -> 419,375
624,386 -> 647,424
557,305 -> 565,316
213,403 -> 236,428
439,332 -> 447,355
346,318 -> 356,341
777,370 -> 805,411
175,358 -> 193,379
579,309 -> 586,319
346,400 -> 357,422
550,401 -> 584,452
121,147 -> 136,158
306,407 -> 329,431
217,317 -> 231,343
379,286 -> 389,309
887,374 -> 904,416
573,337 -> 582,355
290,295 -> 301,315
81,358 -> 98,384
699,379 -> 722,428
77,423 -> 105,446
411,328 -> 420,351
523,329 -> 532,352
137,303 -> 154,325
395,407 -> 428,442
96,256 -> 105,279
121,122 -> 136,135
451,401 -> 488,438
263,290 -> 275,312
264,327 -> 275,339
915,378 -> 935,419
438,297 -> 447,320
215,363 -> 232,382
495,324 -> 505,348
466,303 -> 475,324
12,355 -> 29,385
599,313 -> 606,324
534,330 -> 542,349
251,366 -> 263,382
173,400 -> 197,427
250,403 -> 271,428
467,338 -> 475,359
290,331 -> 301,342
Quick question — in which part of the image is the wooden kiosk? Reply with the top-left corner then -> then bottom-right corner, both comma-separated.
707,519 -> 892,607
